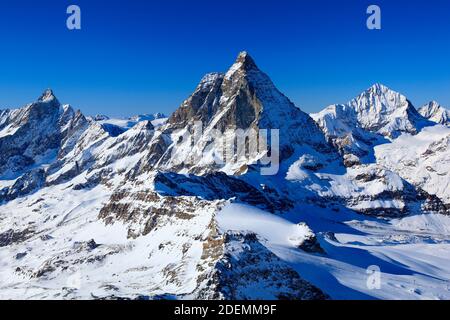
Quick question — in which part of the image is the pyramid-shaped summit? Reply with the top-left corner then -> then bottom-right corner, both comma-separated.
170,51 -> 328,139
225,51 -> 260,75
165,51 -> 333,174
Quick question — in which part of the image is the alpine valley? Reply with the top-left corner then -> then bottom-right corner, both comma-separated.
1,52 -> 450,300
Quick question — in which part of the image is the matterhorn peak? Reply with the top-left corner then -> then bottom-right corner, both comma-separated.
225,51 -> 260,79
235,51 -> 258,69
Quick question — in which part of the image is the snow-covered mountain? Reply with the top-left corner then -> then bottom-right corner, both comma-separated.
1,53 -> 450,300
0,90 -> 89,180
419,101 -> 450,125
311,84 -> 433,166
376,125 -> 450,204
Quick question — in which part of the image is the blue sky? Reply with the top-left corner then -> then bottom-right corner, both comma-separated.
0,0 -> 449,117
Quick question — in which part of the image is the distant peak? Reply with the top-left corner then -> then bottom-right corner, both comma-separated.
419,101 -> 445,114
153,112 -> 167,119
38,89 -> 57,103
93,114 -> 110,121
419,101 -> 450,124
425,101 -> 441,108
129,113 -> 167,122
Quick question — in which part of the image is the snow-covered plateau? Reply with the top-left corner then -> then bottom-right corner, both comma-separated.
1,52 -> 450,300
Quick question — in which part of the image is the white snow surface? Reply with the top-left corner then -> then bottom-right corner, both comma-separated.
217,203 -> 313,247
0,179 -> 214,299
375,125 -> 450,203
217,203 -> 450,300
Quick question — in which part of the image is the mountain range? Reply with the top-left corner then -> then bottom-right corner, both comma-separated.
1,52 -> 450,300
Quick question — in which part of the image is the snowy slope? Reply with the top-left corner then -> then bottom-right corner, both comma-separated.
376,125 -> 450,204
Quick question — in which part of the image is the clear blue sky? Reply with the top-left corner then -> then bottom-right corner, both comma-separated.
0,0 -> 449,117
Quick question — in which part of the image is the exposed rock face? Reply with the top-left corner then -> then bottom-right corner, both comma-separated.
153,171 -> 293,213
195,232 -> 328,300
305,163 -> 449,217
0,90 -> 90,178
0,90 -> 62,177
98,186 -> 223,239
0,228 -> 35,247
59,107 -> 90,158
419,101 -> 450,125
298,230 -> 325,254
0,91 -> 92,202
169,72 -> 225,128
0,169 -> 46,203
